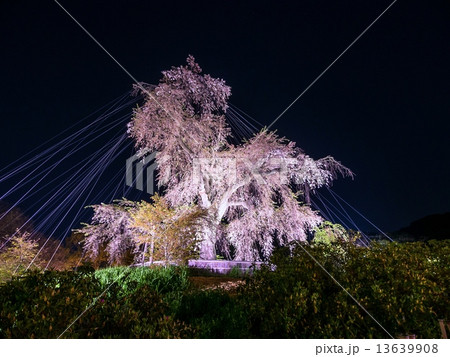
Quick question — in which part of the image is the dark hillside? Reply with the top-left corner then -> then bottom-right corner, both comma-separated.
396,212 -> 450,241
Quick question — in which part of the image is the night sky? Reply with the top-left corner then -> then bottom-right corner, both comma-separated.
1,0 -> 449,233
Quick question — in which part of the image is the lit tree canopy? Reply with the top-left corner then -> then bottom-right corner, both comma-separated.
80,199 -> 136,265
128,56 -> 353,260
130,194 -> 205,265
0,231 -> 40,282
79,196 -> 205,265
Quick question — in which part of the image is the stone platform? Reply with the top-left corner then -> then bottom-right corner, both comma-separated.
188,259 -> 263,274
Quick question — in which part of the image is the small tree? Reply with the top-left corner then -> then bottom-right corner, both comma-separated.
312,221 -> 349,245
79,196 -> 205,266
79,199 -> 137,265
130,194 -> 205,265
0,231 -> 40,282
311,221 -> 360,260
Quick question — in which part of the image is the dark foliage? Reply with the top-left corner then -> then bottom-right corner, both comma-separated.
176,290 -> 249,338
0,241 -> 447,338
238,240 -> 449,338
0,266 -> 192,338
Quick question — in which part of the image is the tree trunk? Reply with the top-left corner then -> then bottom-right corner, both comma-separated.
304,185 -> 311,205
200,238 -> 216,260
148,236 -> 154,265
142,242 -> 148,265
200,223 -> 217,260
199,201 -> 234,260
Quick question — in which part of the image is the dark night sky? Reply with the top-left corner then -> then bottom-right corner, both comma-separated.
1,0 -> 449,233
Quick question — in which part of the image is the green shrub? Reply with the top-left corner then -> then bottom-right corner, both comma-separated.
341,240 -> 449,338
238,240 -> 449,338
78,284 -> 194,338
227,265 -> 248,278
0,241 -> 447,338
0,267 -> 193,338
0,268 -> 99,338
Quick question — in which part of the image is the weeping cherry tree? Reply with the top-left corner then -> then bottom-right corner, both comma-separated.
128,56 -> 353,260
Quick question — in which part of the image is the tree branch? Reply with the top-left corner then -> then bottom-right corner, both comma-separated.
228,201 -> 249,209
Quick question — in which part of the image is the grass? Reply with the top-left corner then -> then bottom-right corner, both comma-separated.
95,265 -> 190,296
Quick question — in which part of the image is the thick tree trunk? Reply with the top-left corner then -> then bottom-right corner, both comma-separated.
200,238 -> 216,260
199,198 -> 242,260
199,193 -> 237,260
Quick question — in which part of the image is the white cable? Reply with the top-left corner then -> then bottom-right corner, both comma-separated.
267,0 -> 399,129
